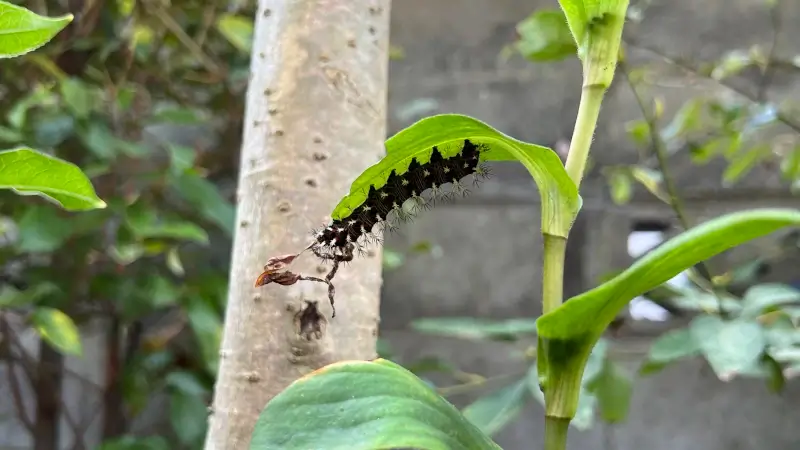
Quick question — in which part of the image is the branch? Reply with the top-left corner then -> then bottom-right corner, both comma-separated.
624,38 -> 800,134
757,0 -> 782,102
0,315 -> 35,433
618,60 -> 731,318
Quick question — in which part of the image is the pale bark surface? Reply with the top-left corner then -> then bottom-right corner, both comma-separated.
204,0 -> 390,448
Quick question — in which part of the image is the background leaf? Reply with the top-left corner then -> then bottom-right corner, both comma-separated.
690,316 -> 766,381
186,296 -> 222,376
0,147 -> 105,211
740,283 -> 800,318
216,14 -> 253,53
16,205 -> 74,252
639,328 -> 700,375
30,307 -> 83,356
514,9 -> 577,62
0,1 -> 73,58
462,380 -> 528,436
586,360 -> 633,423
411,317 -> 539,341
169,390 -> 208,446
250,359 -> 501,450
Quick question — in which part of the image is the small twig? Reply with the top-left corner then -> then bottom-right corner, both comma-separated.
624,38 -> 800,134
0,315 -> 35,432
757,0 -> 782,103
619,61 -> 730,318
144,0 -> 225,76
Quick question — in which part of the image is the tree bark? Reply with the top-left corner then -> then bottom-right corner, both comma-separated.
204,0 -> 390,448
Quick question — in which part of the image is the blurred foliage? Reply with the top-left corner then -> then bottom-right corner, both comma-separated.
0,0 -> 255,448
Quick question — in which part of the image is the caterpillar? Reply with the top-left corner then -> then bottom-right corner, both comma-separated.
256,138 -> 493,319
310,138 -> 492,262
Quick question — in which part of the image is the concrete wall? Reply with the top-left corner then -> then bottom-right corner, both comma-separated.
381,0 -> 800,449
2,0 -> 799,449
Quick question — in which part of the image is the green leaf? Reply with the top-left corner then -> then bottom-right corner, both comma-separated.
537,208 -> 800,341
0,282 -> 59,308
630,166 -> 664,197
186,296 -> 222,376
30,307 -> 82,356
34,114 -> 75,148
7,85 -> 55,129
60,78 -> 94,119
514,9 -> 577,62
462,379 -> 528,436
166,247 -> 185,276
0,2 -> 73,58
557,0 -> 629,58
166,370 -> 208,397
171,171 -> 234,236
16,205 -> 74,252
625,119 -> 650,147
711,49 -> 752,81
250,358 -> 501,450
660,98 -> 704,142
740,283 -> 800,318
149,107 -> 206,125
216,14 -> 253,54
165,144 -> 196,174
411,317 -> 539,341
670,289 -> 742,313
639,328 -> 700,375
125,202 -> 209,244
170,390 -> 208,446
780,146 -> 800,181
77,122 -> 118,159
606,168 -> 632,205
332,114 -> 579,238
586,359 -> 632,423
0,147 -> 105,210
722,145 -> 770,186
557,0 -> 588,49
0,125 -> 23,143
141,276 -> 180,310
690,316 -> 766,381
760,353 -> 785,393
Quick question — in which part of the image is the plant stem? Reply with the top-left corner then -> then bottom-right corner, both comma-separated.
565,85 -> 605,188
545,416 -> 570,450
539,7 -> 627,450
542,235 -> 567,313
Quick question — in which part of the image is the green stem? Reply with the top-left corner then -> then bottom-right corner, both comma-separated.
545,416 -> 570,450
564,85 -> 605,188
542,234 -> 566,313
539,8 -> 628,450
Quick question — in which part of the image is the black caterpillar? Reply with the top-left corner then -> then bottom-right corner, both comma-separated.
311,139 -> 491,262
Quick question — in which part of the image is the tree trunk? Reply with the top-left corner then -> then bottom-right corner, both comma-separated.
204,0 -> 390,448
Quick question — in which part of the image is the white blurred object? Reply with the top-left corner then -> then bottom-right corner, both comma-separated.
626,230 -> 691,321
